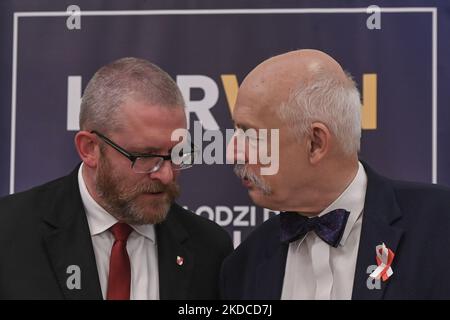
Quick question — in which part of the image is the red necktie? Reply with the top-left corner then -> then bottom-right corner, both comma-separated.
107,223 -> 133,300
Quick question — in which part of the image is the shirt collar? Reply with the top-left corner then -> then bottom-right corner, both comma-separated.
78,163 -> 156,242
317,161 -> 367,247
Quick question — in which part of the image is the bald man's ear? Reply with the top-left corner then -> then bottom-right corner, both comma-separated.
74,131 -> 100,168
307,122 -> 330,165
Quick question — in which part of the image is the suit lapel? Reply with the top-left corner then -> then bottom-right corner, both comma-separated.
42,167 -> 103,300
253,216 -> 288,299
254,241 -> 288,299
156,205 -> 193,299
352,162 -> 404,299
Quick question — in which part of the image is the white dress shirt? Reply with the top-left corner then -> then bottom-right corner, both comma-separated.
78,164 -> 160,300
281,162 -> 368,300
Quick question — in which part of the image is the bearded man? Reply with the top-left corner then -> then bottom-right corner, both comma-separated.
0,57 -> 232,300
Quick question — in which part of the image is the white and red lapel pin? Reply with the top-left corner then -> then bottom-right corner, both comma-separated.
369,243 -> 395,282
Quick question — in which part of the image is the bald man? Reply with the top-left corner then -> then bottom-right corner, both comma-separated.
220,49 -> 450,300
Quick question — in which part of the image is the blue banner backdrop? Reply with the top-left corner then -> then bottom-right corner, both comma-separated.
1,0 -> 450,246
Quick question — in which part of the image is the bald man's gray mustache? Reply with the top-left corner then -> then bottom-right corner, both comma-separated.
233,164 -> 272,195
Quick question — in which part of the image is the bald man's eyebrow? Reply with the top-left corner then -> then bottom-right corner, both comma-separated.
235,120 -> 262,131
236,123 -> 252,131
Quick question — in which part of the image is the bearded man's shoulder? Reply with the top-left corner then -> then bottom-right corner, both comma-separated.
0,168 -> 81,243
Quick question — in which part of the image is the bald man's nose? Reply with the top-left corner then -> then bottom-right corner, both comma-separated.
226,133 -> 246,164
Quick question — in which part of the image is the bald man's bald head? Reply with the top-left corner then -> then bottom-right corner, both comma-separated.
240,49 -> 350,109
234,49 -> 362,155
252,49 -> 345,79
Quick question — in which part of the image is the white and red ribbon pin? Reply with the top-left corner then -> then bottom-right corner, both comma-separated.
369,243 -> 395,282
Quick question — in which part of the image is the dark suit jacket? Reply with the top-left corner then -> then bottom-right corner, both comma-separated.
0,167 -> 233,299
220,162 -> 450,299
